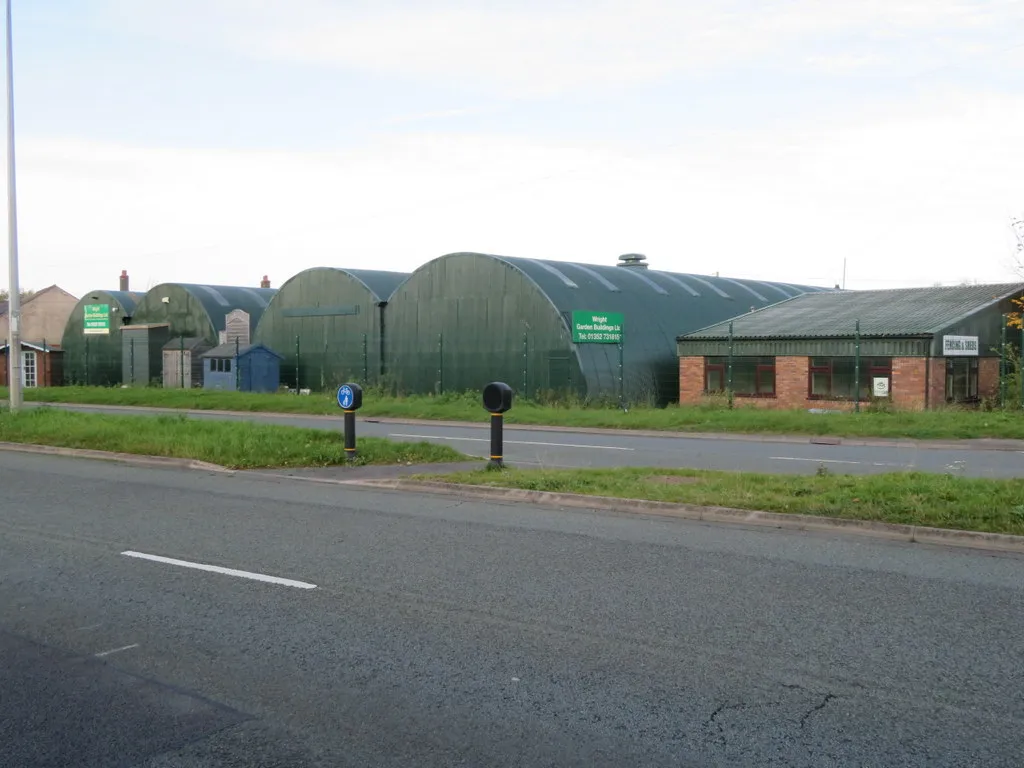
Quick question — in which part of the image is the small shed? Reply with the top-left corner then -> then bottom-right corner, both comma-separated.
121,324 -> 171,386
0,341 -> 63,388
202,343 -> 282,393
162,337 -> 211,389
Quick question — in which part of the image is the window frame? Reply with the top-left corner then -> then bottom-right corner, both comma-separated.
808,357 -> 892,401
704,356 -> 776,398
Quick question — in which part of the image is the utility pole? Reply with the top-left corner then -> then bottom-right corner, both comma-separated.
5,0 -> 21,410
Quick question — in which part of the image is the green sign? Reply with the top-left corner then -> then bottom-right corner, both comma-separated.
571,310 -> 624,344
83,303 -> 110,335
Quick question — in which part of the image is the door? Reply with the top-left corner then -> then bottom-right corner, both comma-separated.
22,350 -> 37,388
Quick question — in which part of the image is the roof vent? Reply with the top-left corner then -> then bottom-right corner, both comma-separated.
616,253 -> 648,269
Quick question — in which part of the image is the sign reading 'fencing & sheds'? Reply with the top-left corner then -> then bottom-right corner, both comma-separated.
942,335 -> 979,356
572,311 -> 624,344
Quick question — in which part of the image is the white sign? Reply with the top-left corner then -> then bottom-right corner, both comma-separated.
942,335 -> 979,356
872,377 -> 890,397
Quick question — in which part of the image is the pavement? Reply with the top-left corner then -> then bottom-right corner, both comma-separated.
3,450 -> 1024,767
21,401 -> 1024,477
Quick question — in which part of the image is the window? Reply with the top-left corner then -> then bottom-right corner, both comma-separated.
705,357 -> 775,396
809,357 -> 891,400
209,358 -> 233,373
945,358 -> 978,403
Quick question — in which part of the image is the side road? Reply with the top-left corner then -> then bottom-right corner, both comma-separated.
9,400 -> 1024,478
13,399 -> 1024,451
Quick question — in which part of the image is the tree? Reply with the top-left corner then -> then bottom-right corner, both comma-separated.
0,288 -> 35,303
1009,296 -> 1023,330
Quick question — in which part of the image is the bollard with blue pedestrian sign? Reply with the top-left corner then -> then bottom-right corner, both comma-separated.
337,383 -> 363,461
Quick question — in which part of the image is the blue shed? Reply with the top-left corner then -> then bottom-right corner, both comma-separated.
201,343 -> 282,393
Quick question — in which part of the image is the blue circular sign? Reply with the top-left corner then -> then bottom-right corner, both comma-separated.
337,385 -> 354,410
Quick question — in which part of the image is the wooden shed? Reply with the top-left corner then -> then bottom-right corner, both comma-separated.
162,337 -> 211,389
202,343 -> 282,393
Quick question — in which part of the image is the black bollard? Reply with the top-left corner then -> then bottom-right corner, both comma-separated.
336,383 -> 364,462
482,382 -> 513,469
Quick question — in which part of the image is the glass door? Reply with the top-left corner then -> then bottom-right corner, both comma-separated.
21,350 -> 37,388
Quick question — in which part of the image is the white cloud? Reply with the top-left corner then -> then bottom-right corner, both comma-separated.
4,88 -> 1023,297
100,0 -> 1023,95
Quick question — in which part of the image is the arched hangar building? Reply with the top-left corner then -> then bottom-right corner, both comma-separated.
253,267 -> 408,391
61,289 -> 143,386
384,252 -> 830,404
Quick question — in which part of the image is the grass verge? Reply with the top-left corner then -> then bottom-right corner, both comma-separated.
2,385 -> 1024,441
0,407 -> 465,469
426,466 -> 1024,536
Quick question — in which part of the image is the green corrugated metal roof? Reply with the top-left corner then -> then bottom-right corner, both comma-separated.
170,284 -> 278,332
338,269 -> 408,302
680,283 -> 1024,340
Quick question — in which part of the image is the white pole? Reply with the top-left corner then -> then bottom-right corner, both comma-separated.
5,0 -> 21,410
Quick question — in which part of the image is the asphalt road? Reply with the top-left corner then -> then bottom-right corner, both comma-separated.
35,401 -> 1024,477
3,450 -> 1024,766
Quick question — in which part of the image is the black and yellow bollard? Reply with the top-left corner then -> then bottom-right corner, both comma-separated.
336,383 -> 364,462
482,382 -> 513,469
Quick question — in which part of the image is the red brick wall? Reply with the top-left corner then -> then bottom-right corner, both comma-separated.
679,356 -> 705,404
891,357 -> 927,411
979,357 -> 1000,400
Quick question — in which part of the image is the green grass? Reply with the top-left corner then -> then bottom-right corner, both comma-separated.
427,466 -> 1024,536
0,407 -> 465,469
2,385 -> 1024,440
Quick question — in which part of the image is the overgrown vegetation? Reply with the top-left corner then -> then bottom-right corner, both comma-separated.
427,466 -> 1024,535
0,407 -> 465,469
1,384 -> 1023,440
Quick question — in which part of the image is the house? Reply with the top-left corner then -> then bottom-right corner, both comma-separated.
0,341 -> 64,388
202,343 -> 282,393
677,283 -> 1024,410
0,286 -> 79,346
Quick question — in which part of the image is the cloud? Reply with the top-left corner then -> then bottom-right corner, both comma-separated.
5,87 -> 1023,297
100,0 -> 1024,96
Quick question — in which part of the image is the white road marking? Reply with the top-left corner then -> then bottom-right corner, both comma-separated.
770,456 -> 905,468
388,433 -> 635,451
75,623 -> 103,631
121,551 -> 317,590
95,643 -> 139,658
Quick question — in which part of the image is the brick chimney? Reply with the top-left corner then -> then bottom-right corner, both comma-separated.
119,270 -> 129,291
260,275 -> 271,289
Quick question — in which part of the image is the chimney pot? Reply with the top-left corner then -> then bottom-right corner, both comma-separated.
260,275 -> 271,289
119,270 -> 129,291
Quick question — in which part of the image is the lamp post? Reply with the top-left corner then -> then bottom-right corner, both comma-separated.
4,0 -> 21,410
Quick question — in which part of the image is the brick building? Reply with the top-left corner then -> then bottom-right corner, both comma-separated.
677,283 -> 1024,411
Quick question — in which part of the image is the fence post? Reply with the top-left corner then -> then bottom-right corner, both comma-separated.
1020,323 -> 1023,409
437,333 -> 444,394
522,333 -> 528,399
854,319 -> 861,413
727,321 -> 734,409
235,336 -> 240,391
179,335 -> 185,389
1000,316 -> 1008,409
295,335 -> 300,394
129,337 -> 135,386
85,337 -> 90,386
618,338 -> 624,409
362,333 -> 368,383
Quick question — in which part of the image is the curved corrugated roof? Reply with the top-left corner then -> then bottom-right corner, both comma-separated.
79,289 -> 143,317
490,254 -> 828,326
152,284 -> 278,332
336,269 -> 409,302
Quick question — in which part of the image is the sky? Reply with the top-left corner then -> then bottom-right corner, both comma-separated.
2,0 -> 1024,298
